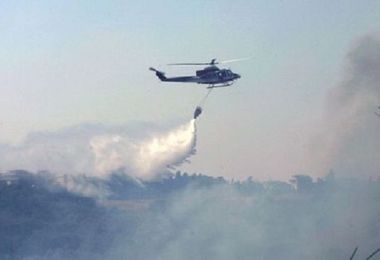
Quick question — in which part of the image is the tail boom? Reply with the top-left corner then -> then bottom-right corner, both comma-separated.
149,67 -> 167,81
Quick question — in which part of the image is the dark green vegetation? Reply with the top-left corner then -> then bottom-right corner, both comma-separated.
0,170 -> 379,259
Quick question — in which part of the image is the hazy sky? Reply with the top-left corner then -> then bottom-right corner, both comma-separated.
1,1 -> 379,180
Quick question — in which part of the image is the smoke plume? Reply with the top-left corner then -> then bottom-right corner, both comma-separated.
311,33 -> 380,177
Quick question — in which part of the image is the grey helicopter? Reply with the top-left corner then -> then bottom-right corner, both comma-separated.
149,58 -> 246,88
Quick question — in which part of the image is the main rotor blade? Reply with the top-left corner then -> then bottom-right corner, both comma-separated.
168,57 -> 251,66
219,57 -> 251,64
168,63 -> 212,66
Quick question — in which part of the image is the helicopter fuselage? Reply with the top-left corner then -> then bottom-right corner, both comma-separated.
195,66 -> 240,84
149,65 -> 241,87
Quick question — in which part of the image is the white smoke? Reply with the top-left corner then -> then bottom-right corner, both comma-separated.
0,120 -> 197,180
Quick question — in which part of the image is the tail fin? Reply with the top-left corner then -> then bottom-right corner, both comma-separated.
149,67 -> 167,81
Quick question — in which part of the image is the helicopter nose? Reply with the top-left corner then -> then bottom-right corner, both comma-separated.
235,73 -> 241,79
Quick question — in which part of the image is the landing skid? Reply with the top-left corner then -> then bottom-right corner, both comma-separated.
207,82 -> 233,89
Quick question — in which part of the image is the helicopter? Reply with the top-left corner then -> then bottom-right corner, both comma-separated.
149,58 -> 244,88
